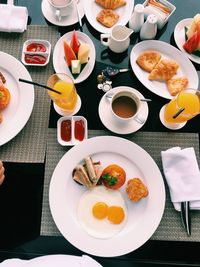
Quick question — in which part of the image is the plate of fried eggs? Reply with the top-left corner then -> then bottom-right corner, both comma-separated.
49,136 -> 165,257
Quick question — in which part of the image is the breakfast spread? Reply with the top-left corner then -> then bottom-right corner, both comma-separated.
183,14 -> 200,55
136,50 -> 189,96
95,0 -> 127,28
0,72 -> 11,123
63,31 -> 90,75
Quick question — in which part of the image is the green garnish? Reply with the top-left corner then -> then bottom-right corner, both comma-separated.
0,91 -> 4,98
102,173 -> 118,186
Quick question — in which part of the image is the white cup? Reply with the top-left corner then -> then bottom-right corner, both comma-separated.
109,90 -> 145,124
100,25 -> 133,53
48,0 -> 74,21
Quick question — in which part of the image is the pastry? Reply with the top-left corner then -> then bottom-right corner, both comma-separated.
148,59 -> 179,81
166,76 -> 189,96
126,178 -> 149,202
96,9 -> 119,28
95,0 -> 126,10
136,50 -> 161,72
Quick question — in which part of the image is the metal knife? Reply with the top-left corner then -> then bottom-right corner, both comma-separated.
180,201 -> 191,236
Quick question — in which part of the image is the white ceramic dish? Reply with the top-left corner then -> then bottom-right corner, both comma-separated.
21,39 -> 51,66
174,18 -> 200,65
98,86 -> 149,134
49,136 -> 165,257
57,115 -> 88,146
53,31 -> 96,84
143,0 -> 176,29
130,40 -> 199,99
41,0 -> 84,27
0,51 -> 34,146
83,0 -> 134,33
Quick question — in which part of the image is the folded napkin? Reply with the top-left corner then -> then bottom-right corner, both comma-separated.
0,255 -> 102,267
0,4 -> 28,33
161,147 -> 200,211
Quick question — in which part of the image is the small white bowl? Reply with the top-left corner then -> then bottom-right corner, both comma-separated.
57,116 -> 88,146
21,39 -> 51,66
143,0 -> 176,30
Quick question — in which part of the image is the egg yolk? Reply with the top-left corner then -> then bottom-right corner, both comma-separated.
92,202 -> 108,219
107,206 -> 125,224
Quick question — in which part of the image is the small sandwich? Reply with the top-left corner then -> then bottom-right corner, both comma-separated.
72,156 -> 103,189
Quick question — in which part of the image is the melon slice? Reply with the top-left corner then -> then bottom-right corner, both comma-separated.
63,41 -> 76,67
78,43 -> 90,64
70,31 -> 80,55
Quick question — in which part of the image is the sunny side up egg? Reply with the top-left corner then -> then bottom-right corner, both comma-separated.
77,186 -> 127,239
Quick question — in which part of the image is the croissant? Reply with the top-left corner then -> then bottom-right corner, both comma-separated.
95,0 -> 126,10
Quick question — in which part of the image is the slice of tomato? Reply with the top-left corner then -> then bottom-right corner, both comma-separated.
101,164 -> 126,190
183,31 -> 200,54
0,86 -> 10,110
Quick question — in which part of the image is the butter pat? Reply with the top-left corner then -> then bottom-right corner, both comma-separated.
78,43 -> 90,64
71,60 -> 81,74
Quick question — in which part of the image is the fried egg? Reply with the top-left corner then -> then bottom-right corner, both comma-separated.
77,186 -> 127,239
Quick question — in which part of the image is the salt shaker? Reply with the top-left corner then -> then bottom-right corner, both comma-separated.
140,14 -> 158,40
129,4 -> 144,33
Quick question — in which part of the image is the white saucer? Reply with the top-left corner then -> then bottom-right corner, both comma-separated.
54,94 -> 81,116
98,86 -> 149,134
41,0 -> 84,26
159,105 -> 187,130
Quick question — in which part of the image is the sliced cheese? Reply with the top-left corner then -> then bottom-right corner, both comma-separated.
78,44 -> 90,64
71,60 -> 81,74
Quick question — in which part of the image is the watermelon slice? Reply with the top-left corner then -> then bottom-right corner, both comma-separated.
70,31 -> 80,55
183,30 -> 200,54
63,41 -> 76,67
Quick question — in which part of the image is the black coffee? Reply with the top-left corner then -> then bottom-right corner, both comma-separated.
112,96 -> 137,118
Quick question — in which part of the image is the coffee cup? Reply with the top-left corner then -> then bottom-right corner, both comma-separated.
109,90 -> 145,124
100,25 -> 133,53
47,0 -> 74,21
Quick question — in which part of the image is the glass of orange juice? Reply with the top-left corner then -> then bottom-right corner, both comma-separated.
47,73 -> 81,116
160,89 -> 200,130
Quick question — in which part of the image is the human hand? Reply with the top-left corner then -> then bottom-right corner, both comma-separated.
0,160 -> 5,185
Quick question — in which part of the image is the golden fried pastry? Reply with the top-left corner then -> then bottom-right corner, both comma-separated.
95,0 -> 126,9
126,178 -> 149,202
136,50 -> 161,72
166,76 -> 189,96
148,59 -> 179,81
96,9 -> 119,28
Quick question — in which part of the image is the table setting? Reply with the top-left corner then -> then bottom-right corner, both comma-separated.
0,0 -> 200,266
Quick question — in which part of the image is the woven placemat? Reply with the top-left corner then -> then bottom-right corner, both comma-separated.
0,25 -> 59,163
41,129 -> 200,241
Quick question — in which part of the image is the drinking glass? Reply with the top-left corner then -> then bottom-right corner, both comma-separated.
160,89 -> 200,130
47,73 -> 81,116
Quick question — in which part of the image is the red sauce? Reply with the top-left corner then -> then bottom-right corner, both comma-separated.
61,120 -> 71,142
25,54 -> 47,64
74,120 -> 85,141
26,43 -> 46,52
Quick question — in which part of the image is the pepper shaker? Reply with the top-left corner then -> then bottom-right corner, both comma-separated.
129,4 -> 144,33
140,14 -> 158,40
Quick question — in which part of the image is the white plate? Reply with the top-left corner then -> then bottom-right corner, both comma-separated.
41,0 -> 84,27
49,136 -> 165,257
174,18 -> 200,65
83,0 -> 134,33
130,40 -> 199,99
0,52 -> 34,146
3,255 -> 102,267
98,86 -> 149,134
53,31 -> 96,84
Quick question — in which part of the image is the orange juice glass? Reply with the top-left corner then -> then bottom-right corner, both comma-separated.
47,73 -> 77,113
164,89 -> 200,124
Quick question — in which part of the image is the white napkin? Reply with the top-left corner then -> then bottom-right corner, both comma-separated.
0,4 -> 28,32
161,147 -> 200,211
0,255 -> 103,267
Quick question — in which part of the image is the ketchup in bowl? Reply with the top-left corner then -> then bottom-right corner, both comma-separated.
61,119 -> 72,142
24,54 -> 47,65
26,43 -> 46,52
74,119 -> 85,141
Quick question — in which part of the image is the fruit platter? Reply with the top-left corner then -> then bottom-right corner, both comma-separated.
53,31 -> 96,84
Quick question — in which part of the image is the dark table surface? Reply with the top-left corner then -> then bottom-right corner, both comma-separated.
0,0 -> 200,266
